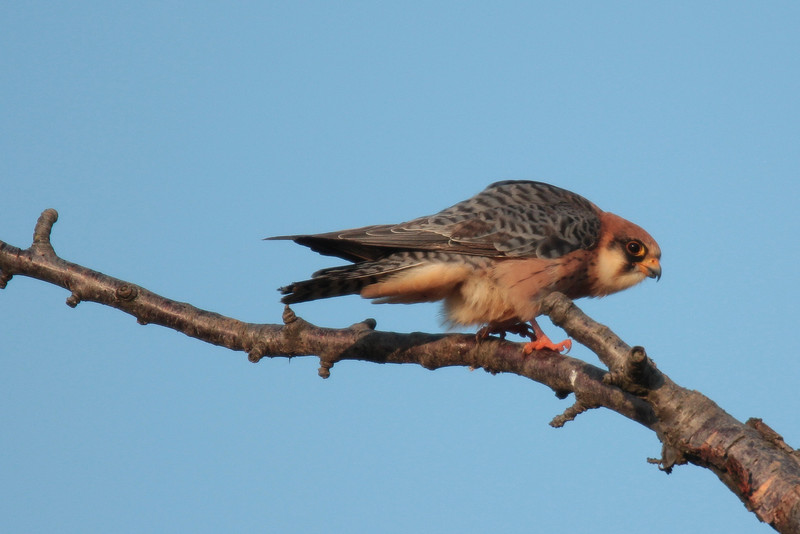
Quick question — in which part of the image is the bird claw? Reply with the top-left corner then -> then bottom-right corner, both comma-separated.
477,322 -> 533,341
476,326 -> 503,340
523,338 -> 572,355
479,321 -> 572,354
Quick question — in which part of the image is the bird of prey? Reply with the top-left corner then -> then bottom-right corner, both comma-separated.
270,180 -> 661,353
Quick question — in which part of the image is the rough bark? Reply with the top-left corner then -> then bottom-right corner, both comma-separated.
2,209 -> 799,533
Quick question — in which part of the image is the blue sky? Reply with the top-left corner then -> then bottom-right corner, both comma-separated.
2,3 -> 798,533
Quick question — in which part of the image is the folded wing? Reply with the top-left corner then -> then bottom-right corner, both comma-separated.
269,180 -> 602,263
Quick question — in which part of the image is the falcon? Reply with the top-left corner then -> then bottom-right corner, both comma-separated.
270,180 -> 661,353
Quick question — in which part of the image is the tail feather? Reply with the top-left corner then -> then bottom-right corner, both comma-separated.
279,275 -> 377,304
278,256 -> 425,304
278,278 -> 373,304
277,250 -> 490,305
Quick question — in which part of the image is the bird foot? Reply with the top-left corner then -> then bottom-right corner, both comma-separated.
476,322 -> 533,341
478,321 -> 572,354
523,338 -> 572,354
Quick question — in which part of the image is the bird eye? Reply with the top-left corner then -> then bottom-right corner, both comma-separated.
626,240 -> 646,258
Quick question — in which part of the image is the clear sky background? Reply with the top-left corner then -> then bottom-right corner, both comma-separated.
2,3 -> 799,533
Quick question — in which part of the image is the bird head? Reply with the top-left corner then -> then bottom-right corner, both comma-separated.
590,213 -> 661,297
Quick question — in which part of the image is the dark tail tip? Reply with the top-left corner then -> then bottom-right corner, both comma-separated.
278,284 -> 302,305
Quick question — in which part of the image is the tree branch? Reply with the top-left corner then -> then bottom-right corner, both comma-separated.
2,209 -> 799,533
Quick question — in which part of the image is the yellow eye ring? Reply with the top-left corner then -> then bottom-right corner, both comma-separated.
626,240 -> 646,258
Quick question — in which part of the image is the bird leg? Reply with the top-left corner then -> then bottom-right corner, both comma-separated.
477,321 -> 534,341
522,319 -> 572,354
477,320 -> 571,354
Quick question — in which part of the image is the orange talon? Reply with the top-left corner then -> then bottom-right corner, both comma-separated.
522,319 -> 572,354
479,319 -> 572,354
523,338 -> 572,354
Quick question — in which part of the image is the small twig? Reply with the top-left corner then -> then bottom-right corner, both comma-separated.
603,345 -> 663,395
32,208 -> 58,249
550,397 -> 598,428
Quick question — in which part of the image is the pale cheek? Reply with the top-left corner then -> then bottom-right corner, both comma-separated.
594,251 -> 621,289
593,248 -> 646,295
608,270 -> 646,293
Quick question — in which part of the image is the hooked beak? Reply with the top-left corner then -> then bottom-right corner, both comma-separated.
638,258 -> 662,281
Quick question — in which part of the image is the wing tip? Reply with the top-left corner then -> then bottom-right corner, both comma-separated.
264,235 -> 301,241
